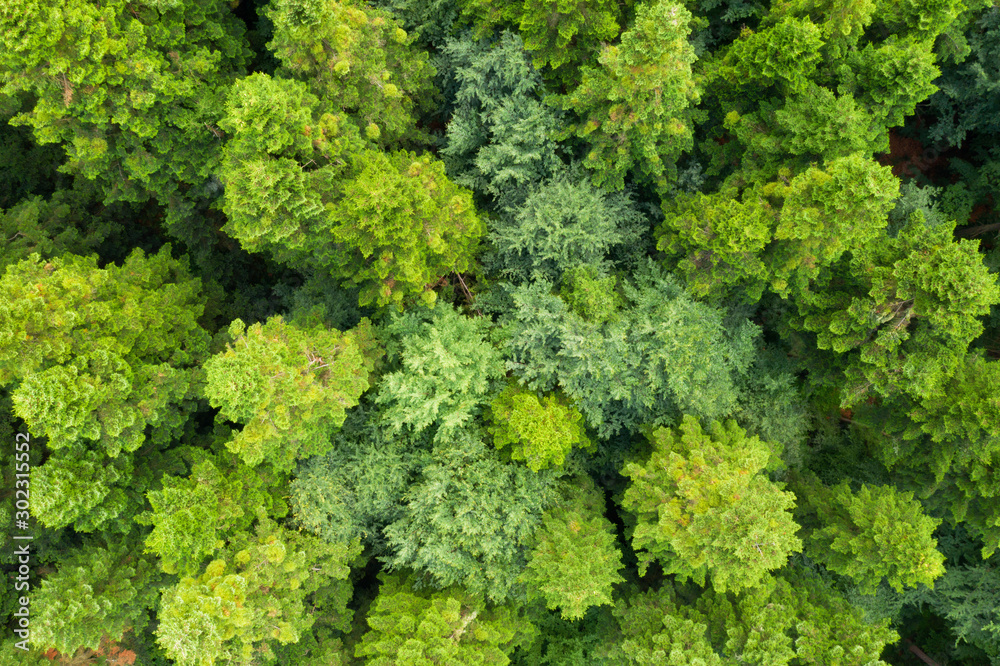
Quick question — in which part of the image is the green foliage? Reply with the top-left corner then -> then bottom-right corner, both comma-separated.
376,301 -> 504,435
203,315 -> 381,470
558,264 -> 624,323
290,405 -> 431,550
761,153 -> 899,296
621,416 -> 802,592
796,213 -> 1000,409
439,30 -> 564,210
614,572 -> 898,665
265,0 -> 437,147
518,0 -> 620,77
801,478 -> 946,593
521,475 -> 623,620
356,571 -> 536,665
219,74 -> 485,308
485,174 -> 646,285
155,518 -> 361,666
554,0 -> 700,193
136,448 -> 289,575
0,0 -> 250,235
927,6 -> 1000,145
487,384 -> 593,471
658,155 -> 897,302
383,427 -> 560,602
501,261 -> 760,437
31,531 -> 164,656
0,187 -> 119,274
657,186 -> 773,301
0,248 -> 209,451
324,149 -> 485,308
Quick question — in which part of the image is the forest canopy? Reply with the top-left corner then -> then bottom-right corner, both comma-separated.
2,0 -> 1000,664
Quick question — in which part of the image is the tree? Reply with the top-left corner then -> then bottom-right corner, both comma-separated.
382,427 -> 560,602
620,416 -> 802,592
203,315 -> 381,471
323,149 -> 485,308
613,572 -> 898,666
656,186 -> 773,302
487,384 -> 593,471
355,572 -> 536,665
0,248 -> 209,452
518,0 -> 621,79
520,475 -> 624,620
0,248 -> 208,532
794,213 -> 1000,409
290,405 -> 431,551
656,154 -> 898,301
501,260 -> 760,437
439,30 -> 564,210
30,531 -> 164,657
265,0 -> 437,147
219,74 -> 485,308
554,0 -> 700,193
375,301 -> 504,436
0,0 -> 250,238
484,173 -> 646,285
136,448 -> 289,575
155,518 -> 362,666
798,477 -> 946,593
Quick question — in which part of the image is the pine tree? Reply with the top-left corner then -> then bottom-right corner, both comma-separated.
31,531 -> 164,657
382,427 -> 559,602
136,448 -> 289,575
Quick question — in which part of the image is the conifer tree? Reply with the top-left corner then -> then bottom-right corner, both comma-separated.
203,315 -> 381,470
0,249 -> 208,531
155,518 -> 361,666
520,476 -> 624,620
797,477 -> 946,593
383,427 -> 559,602
487,384 -> 593,471
356,572 -> 536,665
136,448 -> 289,575
439,30 -> 564,210
0,0 -> 250,237
621,416 -> 802,592
375,301 -> 504,436
265,0 -> 437,147
219,74 -> 485,308
554,0 -> 700,193
31,531 -> 164,657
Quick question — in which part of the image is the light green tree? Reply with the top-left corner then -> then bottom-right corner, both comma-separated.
621,416 -> 802,592
521,476 -> 624,620
801,479 -> 946,593
487,384 -> 593,471
355,572 -> 536,665
155,518 -> 361,666
203,315 -> 381,471
554,0 -> 700,193
0,0 -> 250,238
266,0 -> 437,147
